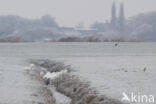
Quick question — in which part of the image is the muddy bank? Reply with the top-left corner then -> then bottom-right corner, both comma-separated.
29,59 -> 126,104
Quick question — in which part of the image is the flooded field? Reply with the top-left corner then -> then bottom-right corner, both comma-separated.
0,42 -> 156,104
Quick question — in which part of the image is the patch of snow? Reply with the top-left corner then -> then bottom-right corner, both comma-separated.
54,91 -> 71,104
60,56 -> 156,104
43,70 -> 68,80
48,86 -> 71,104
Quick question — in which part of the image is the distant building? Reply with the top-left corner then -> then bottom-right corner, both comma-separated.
118,3 -> 125,32
111,2 -> 125,32
111,1 -> 117,29
59,27 -> 81,36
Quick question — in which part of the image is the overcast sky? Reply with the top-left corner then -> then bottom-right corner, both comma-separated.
0,0 -> 156,27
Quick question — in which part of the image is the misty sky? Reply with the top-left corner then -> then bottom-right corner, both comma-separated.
0,0 -> 156,27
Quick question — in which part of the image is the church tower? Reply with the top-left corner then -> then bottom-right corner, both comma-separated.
111,1 -> 117,29
119,2 -> 125,31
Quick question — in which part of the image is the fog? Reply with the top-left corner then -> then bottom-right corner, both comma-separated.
0,0 -> 156,27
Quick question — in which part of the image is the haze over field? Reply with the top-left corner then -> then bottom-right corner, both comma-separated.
0,0 -> 156,103
0,0 -> 156,42
0,0 -> 156,27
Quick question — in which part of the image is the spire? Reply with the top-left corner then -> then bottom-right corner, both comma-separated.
111,1 -> 117,29
119,2 -> 125,31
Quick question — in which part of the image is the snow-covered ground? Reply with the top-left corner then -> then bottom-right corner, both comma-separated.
0,42 -> 156,104
61,56 -> 156,103
0,58 -> 45,104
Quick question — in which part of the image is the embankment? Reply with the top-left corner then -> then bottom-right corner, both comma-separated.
30,59 -> 126,104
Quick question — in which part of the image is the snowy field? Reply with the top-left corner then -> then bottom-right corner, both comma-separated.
0,42 -> 156,104
0,58 -> 46,104
61,56 -> 156,103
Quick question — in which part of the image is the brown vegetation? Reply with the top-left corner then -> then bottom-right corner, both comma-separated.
50,36 -> 144,42
0,36 -> 21,42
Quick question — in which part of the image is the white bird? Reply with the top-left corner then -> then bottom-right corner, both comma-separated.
39,67 -> 48,76
30,64 -> 35,69
40,70 -> 47,76
24,64 -> 35,72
